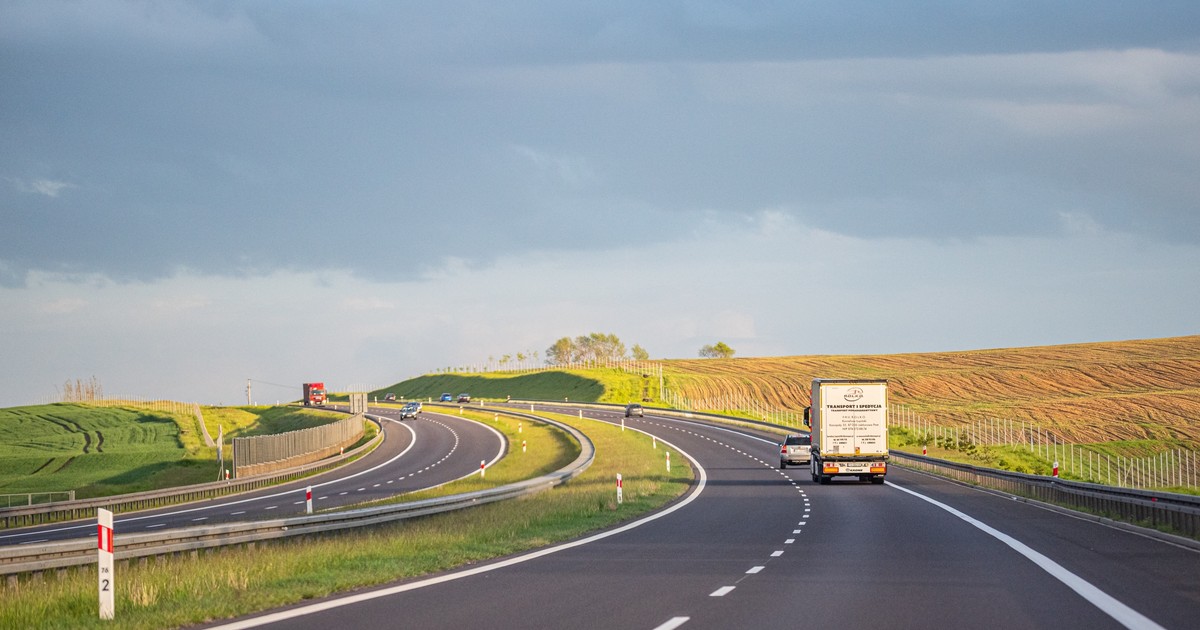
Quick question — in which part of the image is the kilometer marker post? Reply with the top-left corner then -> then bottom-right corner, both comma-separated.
98,508 -> 115,620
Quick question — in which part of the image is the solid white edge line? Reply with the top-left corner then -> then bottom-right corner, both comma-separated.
885,481 -> 1165,630
205,429 -> 708,630
653,617 -> 690,630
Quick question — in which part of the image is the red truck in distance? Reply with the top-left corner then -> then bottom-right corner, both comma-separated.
302,382 -> 327,406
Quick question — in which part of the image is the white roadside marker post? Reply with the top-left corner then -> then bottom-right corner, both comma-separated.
306,486 -> 313,514
666,451 -> 671,473
653,436 -> 657,449
616,473 -> 623,505
98,508 -> 114,620
480,460 -> 486,478
522,440 -> 527,453
621,418 -> 625,432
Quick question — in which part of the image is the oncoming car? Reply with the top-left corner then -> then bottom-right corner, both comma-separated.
779,433 -> 812,468
399,402 -> 421,419
624,403 -> 644,418
457,393 -> 471,403
440,393 -> 453,402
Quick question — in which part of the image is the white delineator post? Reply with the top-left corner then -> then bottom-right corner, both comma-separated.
666,451 -> 671,472
522,440 -> 527,453
480,460 -> 486,478
616,473 -> 623,505
306,486 -> 313,514
98,508 -> 114,620
1053,461 -> 1060,477
652,436 -> 657,449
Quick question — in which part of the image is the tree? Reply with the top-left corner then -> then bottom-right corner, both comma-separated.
631,344 -> 650,361
699,342 -> 735,359
546,337 -> 575,365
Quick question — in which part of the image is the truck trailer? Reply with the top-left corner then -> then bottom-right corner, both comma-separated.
807,379 -> 888,484
302,382 -> 327,406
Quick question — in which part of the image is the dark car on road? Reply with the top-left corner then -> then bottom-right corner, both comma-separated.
625,403 -> 644,418
457,393 -> 471,403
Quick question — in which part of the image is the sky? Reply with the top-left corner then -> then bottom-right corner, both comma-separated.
3,1 -> 1199,407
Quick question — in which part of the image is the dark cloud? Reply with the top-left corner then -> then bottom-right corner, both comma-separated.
2,1 -> 1198,286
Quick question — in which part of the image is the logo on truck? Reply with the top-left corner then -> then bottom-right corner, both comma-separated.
843,387 -> 864,402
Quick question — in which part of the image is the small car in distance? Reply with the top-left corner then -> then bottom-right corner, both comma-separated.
399,402 -> 421,419
779,433 -> 812,468
384,393 -> 396,402
440,393 -> 453,402
457,393 -> 471,403
624,403 -> 644,418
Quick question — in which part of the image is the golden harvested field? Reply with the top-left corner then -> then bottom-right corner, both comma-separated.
663,335 -> 1200,447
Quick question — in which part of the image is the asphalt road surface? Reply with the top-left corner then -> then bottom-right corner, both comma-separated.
0,406 -> 503,546
206,406 -> 1200,630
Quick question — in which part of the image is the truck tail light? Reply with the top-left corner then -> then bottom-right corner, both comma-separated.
823,465 -> 838,474
870,464 -> 887,474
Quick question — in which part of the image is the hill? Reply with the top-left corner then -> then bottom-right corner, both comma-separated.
381,336 -> 1200,448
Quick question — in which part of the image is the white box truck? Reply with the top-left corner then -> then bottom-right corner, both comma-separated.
807,379 -> 889,484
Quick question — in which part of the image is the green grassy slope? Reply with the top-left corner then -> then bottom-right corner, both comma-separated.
0,404 -> 212,498
371,370 -> 629,403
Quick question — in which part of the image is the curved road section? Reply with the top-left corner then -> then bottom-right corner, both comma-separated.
0,407 -> 504,546
208,405 -> 1198,630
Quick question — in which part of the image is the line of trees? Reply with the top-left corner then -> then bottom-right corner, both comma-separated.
545,333 -> 649,365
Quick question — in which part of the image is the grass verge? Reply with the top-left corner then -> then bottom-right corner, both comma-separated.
0,411 -> 692,629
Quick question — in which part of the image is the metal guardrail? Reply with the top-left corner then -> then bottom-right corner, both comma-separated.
0,415 -> 384,529
891,451 -> 1200,540
0,408 -> 594,576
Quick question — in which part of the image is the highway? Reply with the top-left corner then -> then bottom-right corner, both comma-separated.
207,405 -> 1200,630
0,406 -> 504,546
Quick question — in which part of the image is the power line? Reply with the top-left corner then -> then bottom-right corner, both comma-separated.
248,379 -> 300,391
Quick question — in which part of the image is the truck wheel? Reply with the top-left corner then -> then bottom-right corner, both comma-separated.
871,477 -> 885,484
819,475 -> 831,485
780,461 -> 787,469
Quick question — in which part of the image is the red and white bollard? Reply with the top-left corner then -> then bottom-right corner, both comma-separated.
224,469 -> 230,481
616,473 -> 624,505
480,460 -> 486,478
1053,461 -> 1059,477
522,440 -> 527,453
97,508 -> 114,620
666,451 -> 671,472
305,486 -> 313,514
652,436 -> 657,449
922,444 -> 927,455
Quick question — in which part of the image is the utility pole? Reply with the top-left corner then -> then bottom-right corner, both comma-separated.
246,379 -> 252,406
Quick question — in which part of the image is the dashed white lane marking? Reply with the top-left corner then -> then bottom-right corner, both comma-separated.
785,539 -> 795,544
710,586 -> 736,597
191,517 -> 207,522
793,530 -> 802,534
230,511 -> 245,516
145,523 -> 165,528
264,506 -> 277,510
746,566 -> 765,574
653,617 -> 690,630
887,481 -> 1166,630
771,550 -> 784,557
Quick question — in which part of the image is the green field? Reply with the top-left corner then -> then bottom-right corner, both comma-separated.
0,404 -> 346,500
0,404 -> 211,499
